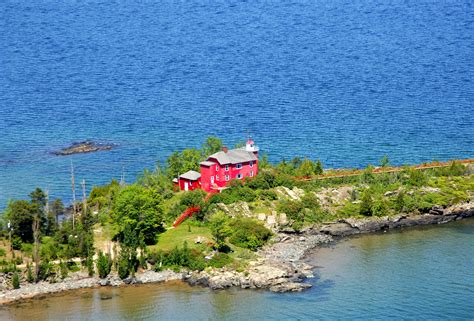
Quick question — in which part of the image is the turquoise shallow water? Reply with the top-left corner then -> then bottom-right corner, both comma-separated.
1,0 -> 473,205
1,219 -> 473,320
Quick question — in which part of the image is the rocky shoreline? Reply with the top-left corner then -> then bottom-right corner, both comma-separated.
0,270 -> 183,305
184,202 -> 474,293
1,203 -> 472,305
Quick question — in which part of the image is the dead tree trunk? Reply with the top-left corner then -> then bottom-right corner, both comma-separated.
71,161 -> 76,230
33,212 -> 41,282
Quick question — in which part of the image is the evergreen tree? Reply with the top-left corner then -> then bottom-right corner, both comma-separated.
12,272 -> 20,289
359,191 -> 373,216
315,159 -> 323,175
380,155 -> 390,167
297,158 -> 315,177
97,251 -> 112,279
395,191 -> 406,213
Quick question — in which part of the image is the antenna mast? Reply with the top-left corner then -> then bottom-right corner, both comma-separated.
81,179 -> 87,216
120,164 -> 125,186
71,161 -> 76,230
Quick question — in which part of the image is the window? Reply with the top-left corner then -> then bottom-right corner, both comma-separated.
225,165 -> 229,171
216,175 -> 219,181
236,163 -> 242,169
236,173 -> 243,179
216,165 -> 219,171
250,170 -> 254,177
211,176 -> 215,184
225,175 -> 230,181
249,161 -> 254,168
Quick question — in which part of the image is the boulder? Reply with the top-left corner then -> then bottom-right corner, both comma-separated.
320,222 -> 358,237
270,282 -> 312,293
429,206 -> 444,215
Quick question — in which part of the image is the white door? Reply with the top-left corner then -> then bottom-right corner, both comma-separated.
184,182 -> 189,191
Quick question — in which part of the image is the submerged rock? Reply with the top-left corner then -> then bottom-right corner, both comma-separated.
53,141 -> 114,156
269,282 -> 312,293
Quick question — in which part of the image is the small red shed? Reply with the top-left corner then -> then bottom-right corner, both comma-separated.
175,170 -> 201,191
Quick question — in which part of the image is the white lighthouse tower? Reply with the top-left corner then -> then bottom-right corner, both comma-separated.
245,137 -> 259,157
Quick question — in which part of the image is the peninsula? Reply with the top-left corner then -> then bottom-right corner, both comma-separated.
1,136 -> 473,304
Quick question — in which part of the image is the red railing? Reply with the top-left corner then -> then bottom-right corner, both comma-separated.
172,206 -> 201,228
296,158 -> 474,182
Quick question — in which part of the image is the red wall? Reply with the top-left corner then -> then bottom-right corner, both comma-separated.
200,164 -> 217,192
178,177 -> 201,191
200,158 -> 258,192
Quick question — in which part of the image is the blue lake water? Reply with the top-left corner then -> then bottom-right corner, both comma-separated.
1,219 -> 473,320
1,0 -> 473,205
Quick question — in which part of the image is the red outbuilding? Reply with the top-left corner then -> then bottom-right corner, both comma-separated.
173,170 -> 201,191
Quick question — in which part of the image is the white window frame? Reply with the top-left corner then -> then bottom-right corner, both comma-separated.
216,175 -> 219,181
249,161 -> 254,168
236,163 -> 242,169
236,173 -> 243,179
250,170 -> 254,177
216,165 -> 219,171
225,165 -> 229,171
225,175 -> 230,181
211,176 -> 215,184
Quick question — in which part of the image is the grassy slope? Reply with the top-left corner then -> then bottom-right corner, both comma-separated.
148,224 -> 213,252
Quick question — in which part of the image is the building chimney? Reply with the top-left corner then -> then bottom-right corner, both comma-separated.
222,146 -> 228,153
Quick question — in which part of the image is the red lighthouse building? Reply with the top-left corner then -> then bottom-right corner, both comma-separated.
174,138 -> 259,192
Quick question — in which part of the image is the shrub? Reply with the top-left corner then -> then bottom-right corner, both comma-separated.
12,236 -> 22,251
315,159 -> 324,175
59,261 -> 68,279
97,251 -> 112,279
372,198 -> 389,217
359,191 -> 373,216
0,249 -> 6,257
274,173 -> 296,189
67,261 -> 80,272
40,236 -> 59,261
301,193 -> 320,210
26,262 -> 34,283
86,254 -> 94,277
14,256 -> 23,265
277,193 -> 325,227
247,174 -> 271,190
149,242 -> 207,272
394,191 -> 406,213
37,261 -> 53,281
2,263 -> 17,274
12,272 -> 20,289
277,200 -> 304,222
404,168 -> 427,186
256,190 -> 278,201
228,218 -> 272,251
208,253 -> 233,268
117,250 -> 130,279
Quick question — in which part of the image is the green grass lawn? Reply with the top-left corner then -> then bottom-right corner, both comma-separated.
148,223 -> 213,252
